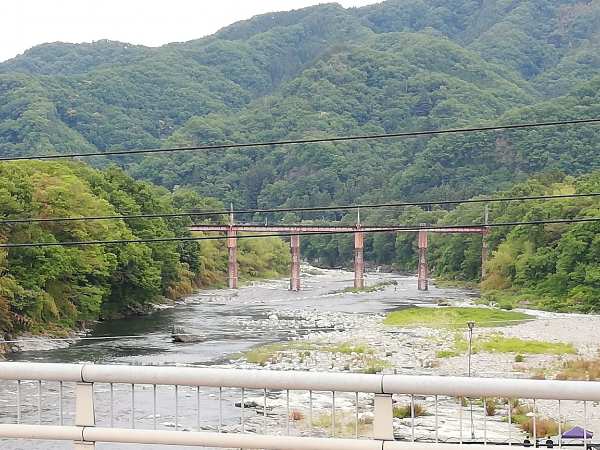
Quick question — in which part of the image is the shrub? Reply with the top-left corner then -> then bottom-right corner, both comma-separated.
556,358 -> 600,381
531,370 -> 546,380
393,403 -> 427,418
436,349 -> 460,358
515,354 -> 525,362
521,417 -> 560,438
485,398 -> 497,416
362,358 -> 390,374
511,404 -> 533,425
328,343 -> 373,354
290,409 -> 304,421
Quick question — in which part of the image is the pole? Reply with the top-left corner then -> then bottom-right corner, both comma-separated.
468,321 -> 475,439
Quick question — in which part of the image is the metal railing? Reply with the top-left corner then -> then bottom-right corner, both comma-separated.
1,362 -> 599,449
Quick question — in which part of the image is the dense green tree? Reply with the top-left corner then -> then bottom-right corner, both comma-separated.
0,1 -> 599,322
0,162 -> 289,334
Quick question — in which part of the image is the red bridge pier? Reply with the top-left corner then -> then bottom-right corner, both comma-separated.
417,225 -> 428,291
190,215 -> 489,293
354,229 -> 365,289
481,205 -> 490,280
290,234 -> 301,291
227,228 -> 238,289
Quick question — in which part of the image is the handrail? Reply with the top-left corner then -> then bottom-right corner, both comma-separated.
2,362 -> 600,449
2,362 -> 600,400
0,425 -> 501,450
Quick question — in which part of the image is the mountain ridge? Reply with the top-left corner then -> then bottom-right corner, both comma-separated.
0,0 -> 599,208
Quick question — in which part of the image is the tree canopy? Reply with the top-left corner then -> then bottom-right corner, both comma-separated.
0,0 -> 599,322
0,162 -> 289,335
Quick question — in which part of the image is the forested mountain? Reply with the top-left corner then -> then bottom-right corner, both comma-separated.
0,1 -> 599,316
1,1 -> 599,205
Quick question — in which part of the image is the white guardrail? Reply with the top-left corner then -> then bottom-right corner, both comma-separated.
1,362 -> 599,449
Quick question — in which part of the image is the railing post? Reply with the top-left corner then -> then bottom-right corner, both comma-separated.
373,393 -> 394,440
74,382 -> 95,449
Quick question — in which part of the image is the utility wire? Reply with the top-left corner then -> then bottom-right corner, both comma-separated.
0,192 -> 598,225
0,117 -> 599,162
0,217 -> 597,249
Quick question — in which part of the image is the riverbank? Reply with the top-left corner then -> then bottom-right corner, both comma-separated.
230,284 -> 600,439
0,268 -> 291,357
3,268 -> 599,445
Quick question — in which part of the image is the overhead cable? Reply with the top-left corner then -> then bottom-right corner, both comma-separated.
0,217 -> 598,249
0,192 -> 598,225
0,117 -> 598,162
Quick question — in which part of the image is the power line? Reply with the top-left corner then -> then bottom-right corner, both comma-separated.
0,117 -> 599,162
0,217 -> 597,249
0,192 -> 598,225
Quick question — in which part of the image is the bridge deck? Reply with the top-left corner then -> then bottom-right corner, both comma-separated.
189,225 -> 487,234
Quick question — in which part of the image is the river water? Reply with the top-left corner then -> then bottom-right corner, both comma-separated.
0,268 -> 476,449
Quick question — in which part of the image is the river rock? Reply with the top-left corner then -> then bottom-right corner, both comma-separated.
171,331 -> 206,343
235,400 -> 260,408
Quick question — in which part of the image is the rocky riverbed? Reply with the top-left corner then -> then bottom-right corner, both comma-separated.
221,271 -> 600,442
2,267 -> 599,449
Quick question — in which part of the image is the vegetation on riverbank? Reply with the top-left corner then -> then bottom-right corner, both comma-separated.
507,401 -> 566,438
555,357 -> 600,381
333,280 -> 398,295
434,173 -> 600,313
393,403 -> 428,419
384,307 -> 531,328
192,235 -> 290,288
312,411 -> 372,438
0,2 -> 599,323
433,279 -> 480,290
305,172 -> 600,316
242,339 -> 381,370
243,341 -> 317,365
436,334 -> 575,358
0,161 -> 289,338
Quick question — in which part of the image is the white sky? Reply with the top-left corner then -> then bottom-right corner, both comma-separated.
0,0 -> 381,62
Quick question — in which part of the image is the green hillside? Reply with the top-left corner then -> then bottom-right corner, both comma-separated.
0,1 -> 599,315
0,162 -> 289,335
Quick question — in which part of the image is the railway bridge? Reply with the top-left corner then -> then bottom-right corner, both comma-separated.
189,216 -> 489,291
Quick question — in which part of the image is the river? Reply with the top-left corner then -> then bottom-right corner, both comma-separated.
0,268 -> 477,449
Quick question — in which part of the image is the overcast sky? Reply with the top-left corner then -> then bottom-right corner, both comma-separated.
1,1 -> 381,62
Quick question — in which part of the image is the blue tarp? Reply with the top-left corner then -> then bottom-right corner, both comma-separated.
562,426 -> 594,439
